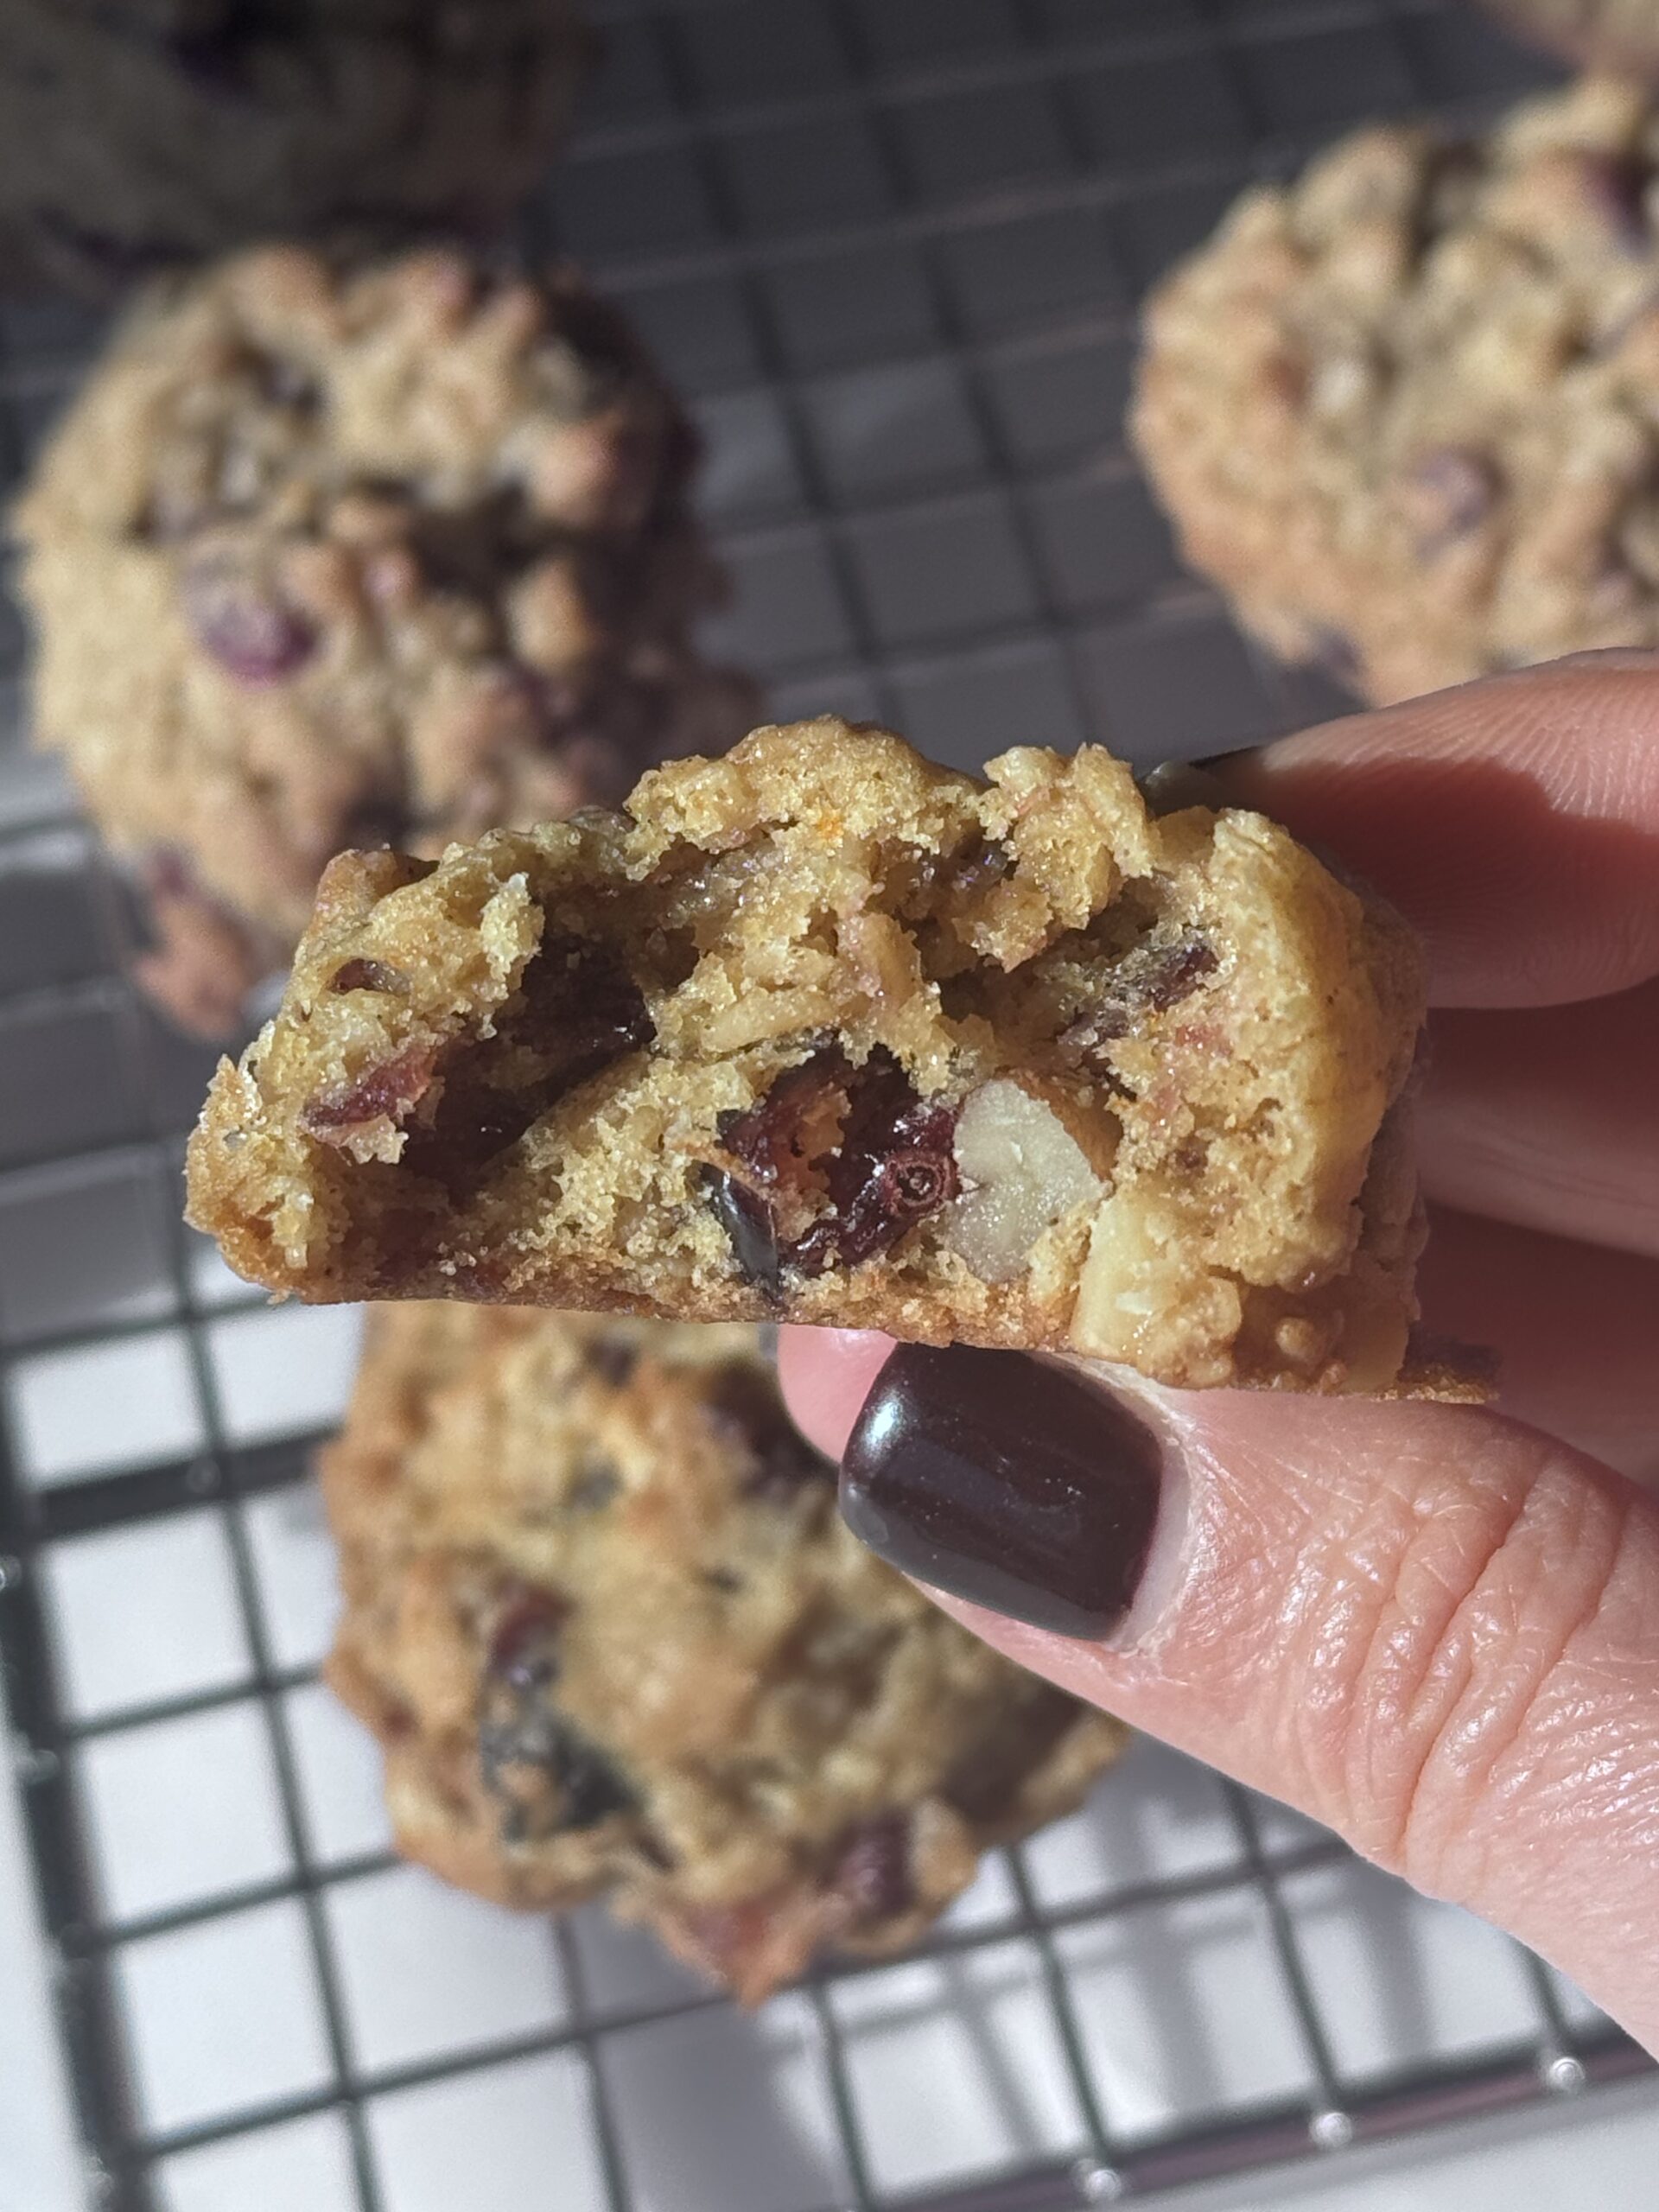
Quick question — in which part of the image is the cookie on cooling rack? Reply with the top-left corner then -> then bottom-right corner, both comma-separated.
14,243 -> 758,1035
0,0 -> 594,295
185,717 -> 1435,1396
322,1306 -> 1126,2002
1133,76 -> 1659,705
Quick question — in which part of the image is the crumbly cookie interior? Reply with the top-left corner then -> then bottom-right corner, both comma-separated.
189,719 -> 1426,1391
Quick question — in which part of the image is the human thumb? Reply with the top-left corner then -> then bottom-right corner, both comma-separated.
782,1331 -> 1659,2054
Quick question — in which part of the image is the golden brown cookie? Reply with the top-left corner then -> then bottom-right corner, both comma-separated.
323,1306 -> 1126,2001
187,719 -> 1429,1393
1133,79 -> 1659,705
15,243 -> 757,1033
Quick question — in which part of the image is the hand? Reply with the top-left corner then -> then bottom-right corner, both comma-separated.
779,657 -> 1659,2049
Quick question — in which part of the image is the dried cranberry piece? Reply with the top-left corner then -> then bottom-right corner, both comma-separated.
832,1814 -> 914,1925
1058,932 -> 1218,1070
1400,446 -> 1497,556
477,1586 -> 637,1838
512,936 -> 653,1094
327,957 -> 407,995
1580,152 -> 1654,254
704,1363 -> 833,1502
403,937 -> 653,1188
183,559 -> 317,686
485,1586 -> 567,1694
791,1051 -> 960,1276
718,1046 -> 854,1193
709,1049 -> 959,1281
699,1165 -> 784,1303
299,1040 -> 437,1142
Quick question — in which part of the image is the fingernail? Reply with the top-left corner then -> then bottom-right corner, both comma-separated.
1135,759 -> 1232,816
838,1344 -> 1164,1640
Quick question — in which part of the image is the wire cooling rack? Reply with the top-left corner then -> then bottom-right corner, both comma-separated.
0,2 -> 1653,2208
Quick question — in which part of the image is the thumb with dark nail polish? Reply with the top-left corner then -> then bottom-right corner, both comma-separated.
785,1324 -> 1659,2059
838,1343 -> 1165,1641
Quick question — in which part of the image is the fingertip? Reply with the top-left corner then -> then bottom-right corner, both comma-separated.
1206,661 -> 1659,1007
777,1325 -> 894,1459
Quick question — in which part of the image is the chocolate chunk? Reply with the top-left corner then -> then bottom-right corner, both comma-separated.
512,936 -> 654,1096
699,1165 -> 784,1303
943,1688 -> 1086,1824
477,1586 -> 638,1839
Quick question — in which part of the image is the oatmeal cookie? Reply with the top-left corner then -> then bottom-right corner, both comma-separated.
323,1305 -> 1125,2000
0,0 -> 593,294
1481,1 -> 1659,78
1133,77 -> 1659,705
187,719 -> 1428,1394
15,245 -> 757,1033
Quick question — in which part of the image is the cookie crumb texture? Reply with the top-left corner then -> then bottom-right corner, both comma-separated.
323,1306 -> 1124,2001
1133,79 -> 1659,705
0,0 -> 593,291
14,244 -> 756,1033
188,719 -> 1427,1391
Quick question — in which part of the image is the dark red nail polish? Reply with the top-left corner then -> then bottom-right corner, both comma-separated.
839,1344 -> 1162,1640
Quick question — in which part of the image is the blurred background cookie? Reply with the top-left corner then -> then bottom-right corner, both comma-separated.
0,0 -> 594,295
1479,0 -> 1659,76
323,1306 -> 1127,2003
13,243 -> 759,1033
1133,78 -> 1659,705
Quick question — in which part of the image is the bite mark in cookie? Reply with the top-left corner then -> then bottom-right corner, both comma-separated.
188,718 -> 1433,1394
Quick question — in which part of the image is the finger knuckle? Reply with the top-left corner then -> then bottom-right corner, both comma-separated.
1317,1439 -> 1632,1895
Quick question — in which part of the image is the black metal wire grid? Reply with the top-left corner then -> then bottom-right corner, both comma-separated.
0,2 -> 1653,2208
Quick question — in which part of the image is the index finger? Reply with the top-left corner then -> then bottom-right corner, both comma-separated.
1212,657 -> 1659,1008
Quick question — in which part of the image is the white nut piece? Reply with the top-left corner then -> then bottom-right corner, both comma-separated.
942,1078 -> 1103,1282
